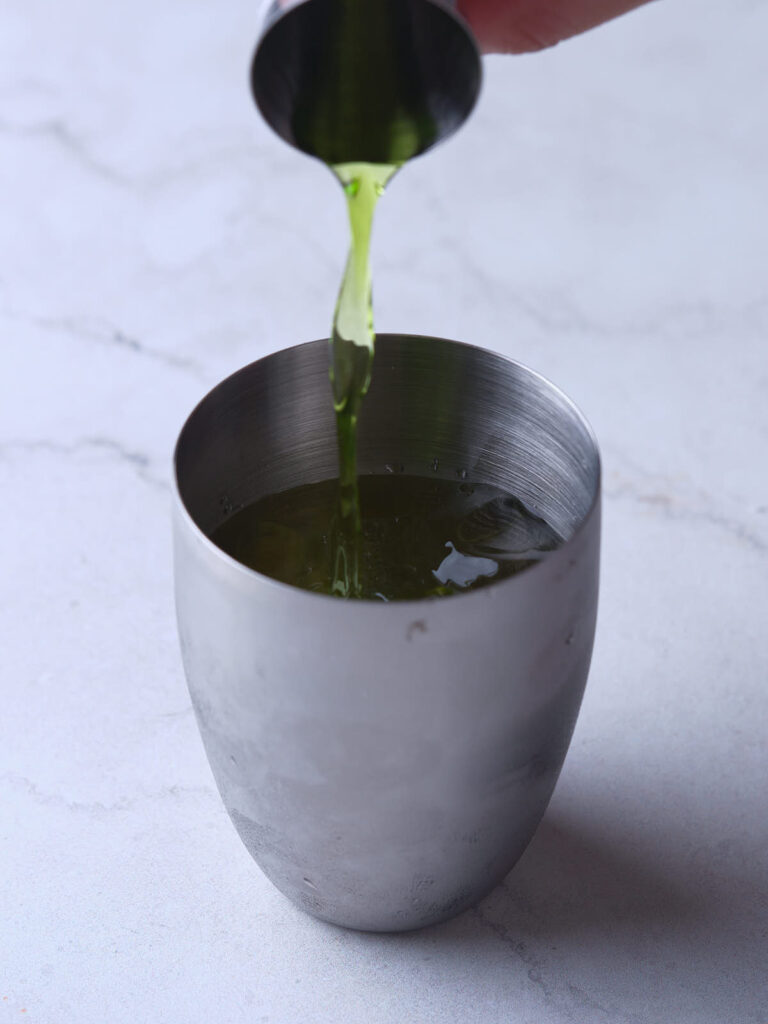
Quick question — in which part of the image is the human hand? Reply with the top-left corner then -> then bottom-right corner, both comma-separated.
457,0 -> 653,54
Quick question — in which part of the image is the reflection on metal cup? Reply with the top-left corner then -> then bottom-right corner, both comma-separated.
173,335 -> 601,932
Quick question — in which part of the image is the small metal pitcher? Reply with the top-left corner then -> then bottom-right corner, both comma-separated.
251,0 -> 482,163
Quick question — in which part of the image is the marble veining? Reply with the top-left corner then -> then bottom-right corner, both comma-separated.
2,309 -> 204,373
2,771 -> 214,817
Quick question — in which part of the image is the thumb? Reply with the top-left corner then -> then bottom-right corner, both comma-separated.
457,0 -> 653,54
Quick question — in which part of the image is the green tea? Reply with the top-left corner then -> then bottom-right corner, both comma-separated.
237,124 -> 560,602
211,474 -> 563,602
328,162 -> 398,596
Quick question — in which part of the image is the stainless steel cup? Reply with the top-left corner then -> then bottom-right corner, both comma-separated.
251,0 -> 482,164
173,335 -> 601,932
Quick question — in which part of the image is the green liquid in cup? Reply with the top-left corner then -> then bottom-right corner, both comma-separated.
212,474 -> 563,601
328,162 -> 398,596
214,169 -> 564,598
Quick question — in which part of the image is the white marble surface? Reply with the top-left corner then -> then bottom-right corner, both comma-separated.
2,0 -> 767,1020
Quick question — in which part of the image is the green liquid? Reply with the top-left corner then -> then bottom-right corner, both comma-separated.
328,162 -> 398,597
211,475 -> 563,602
213,167 -> 566,600
213,162 -> 566,599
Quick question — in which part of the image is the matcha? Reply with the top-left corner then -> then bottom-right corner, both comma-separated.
328,162 -> 398,595
212,474 -> 563,601
209,162 -> 566,597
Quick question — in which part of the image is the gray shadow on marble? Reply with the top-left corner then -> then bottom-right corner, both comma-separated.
335,808 -> 768,1022
469,812 -> 704,939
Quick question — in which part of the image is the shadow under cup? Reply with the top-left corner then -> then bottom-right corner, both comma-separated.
173,335 -> 601,932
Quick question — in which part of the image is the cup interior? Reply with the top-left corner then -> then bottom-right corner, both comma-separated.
175,335 -> 600,544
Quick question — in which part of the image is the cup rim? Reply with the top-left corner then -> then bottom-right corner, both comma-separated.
173,334 -> 601,606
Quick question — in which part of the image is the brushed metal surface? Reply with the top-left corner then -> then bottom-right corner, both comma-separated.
173,335 -> 601,931
251,0 -> 482,164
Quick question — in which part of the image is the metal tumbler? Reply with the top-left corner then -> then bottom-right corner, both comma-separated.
173,335 -> 601,932
251,0 -> 482,164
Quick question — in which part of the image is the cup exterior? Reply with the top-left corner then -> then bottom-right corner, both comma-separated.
173,337 -> 601,931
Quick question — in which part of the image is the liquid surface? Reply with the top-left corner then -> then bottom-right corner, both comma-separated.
329,162 -> 398,596
211,475 -> 564,602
